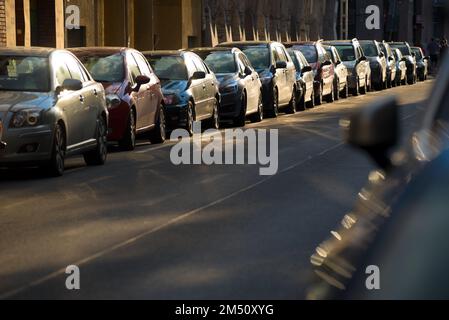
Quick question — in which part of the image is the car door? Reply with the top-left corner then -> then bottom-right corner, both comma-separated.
64,53 -> 99,142
126,51 -> 152,132
185,53 -> 207,119
240,53 -> 259,113
192,54 -> 214,119
132,51 -> 159,127
298,53 -> 314,99
282,46 -> 296,100
356,46 -> 367,85
51,52 -> 85,148
319,46 -> 333,94
273,45 -> 288,104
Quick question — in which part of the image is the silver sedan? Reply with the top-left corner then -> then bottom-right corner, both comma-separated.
0,48 -> 108,176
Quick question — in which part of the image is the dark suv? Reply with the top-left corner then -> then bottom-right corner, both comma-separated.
359,40 -> 388,90
323,39 -> 371,96
389,42 -> 417,84
285,41 -> 335,105
218,41 -> 297,117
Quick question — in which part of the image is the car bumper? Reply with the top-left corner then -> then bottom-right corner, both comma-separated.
0,125 -> 53,165
347,75 -> 358,89
261,82 -> 274,111
371,67 -> 383,83
219,91 -> 242,119
107,102 -> 130,142
164,104 -> 189,128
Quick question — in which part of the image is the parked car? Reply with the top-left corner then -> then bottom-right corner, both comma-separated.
307,55 -> 449,300
359,40 -> 388,90
411,46 -> 429,81
0,48 -> 108,176
393,48 -> 408,86
71,47 -> 166,151
219,41 -> 297,117
323,45 -> 349,100
389,42 -> 417,84
379,41 -> 397,88
144,50 -> 221,135
323,39 -> 371,96
285,41 -> 335,105
190,47 -> 263,126
286,48 -> 315,109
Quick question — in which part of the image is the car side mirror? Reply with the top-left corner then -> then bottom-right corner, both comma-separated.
132,75 -> 150,92
379,52 -> 385,58
388,56 -> 394,61
424,56 -> 431,61
244,66 -> 253,76
61,79 -> 83,91
322,60 -> 332,66
275,61 -> 287,69
359,56 -> 367,62
301,66 -> 312,73
342,96 -> 399,171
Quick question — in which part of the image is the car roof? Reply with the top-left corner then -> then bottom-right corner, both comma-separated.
142,50 -> 186,57
68,47 -> 130,57
218,41 -> 275,47
190,47 -> 238,54
0,46 -> 58,57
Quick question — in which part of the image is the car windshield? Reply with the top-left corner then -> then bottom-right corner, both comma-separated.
361,43 -> 378,57
297,46 -> 317,63
0,56 -> 50,92
147,55 -> 189,81
201,51 -> 236,74
239,46 -> 270,70
334,45 -> 356,61
393,45 -> 411,56
80,53 -> 125,83
287,50 -> 301,71
325,49 -> 336,63
413,48 -> 423,60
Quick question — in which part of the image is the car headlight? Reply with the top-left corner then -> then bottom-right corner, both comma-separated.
163,94 -> 179,105
220,84 -> 238,94
106,94 -> 122,110
10,109 -> 41,128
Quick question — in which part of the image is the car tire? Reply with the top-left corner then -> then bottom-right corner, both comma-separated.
286,87 -> 296,114
306,89 -> 315,109
326,82 -> 334,103
185,101 -> 195,136
353,77 -> 360,96
234,93 -> 247,127
341,81 -> 349,98
360,77 -> 367,95
43,123 -> 66,177
84,116 -> 108,166
297,86 -> 306,111
119,110 -> 136,151
267,87 -> 279,118
315,84 -> 323,105
149,104 -> 166,144
250,93 -> 264,123
207,97 -> 220,130
334,79 -> 340,101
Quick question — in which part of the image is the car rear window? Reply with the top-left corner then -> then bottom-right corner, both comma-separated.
0,55 -> 50,92
361,43 -> 379,57
79,53 -> 125,83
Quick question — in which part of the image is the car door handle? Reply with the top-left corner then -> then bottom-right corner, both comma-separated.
79,95 -> 85,103
93,89 -> 98,96
203,84 -> 207,90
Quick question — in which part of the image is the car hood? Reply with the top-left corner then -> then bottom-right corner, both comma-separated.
343,61 -> 356,70
160,80 -> 188,95
215,73 -> 239,87
102,82 -> 123,95
0,91 -> 52,114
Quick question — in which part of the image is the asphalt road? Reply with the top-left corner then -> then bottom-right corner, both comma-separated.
0,80 -> 433,299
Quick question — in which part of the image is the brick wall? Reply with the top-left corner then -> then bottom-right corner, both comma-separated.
0,0 -> 6,47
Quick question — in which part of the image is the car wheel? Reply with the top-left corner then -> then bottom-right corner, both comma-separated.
84,116 -> 108,166
208,97 -> 220,129
234,93 -> 247,127
360,77 -> 367,95
315,84 -> 323,105
44,123 -> 66,177
297,86 -> 306,111
267,87 -> 279,118
334,79 -> 340,101
185,101 -> 195,136
353,77 -> 360,96
342,81 -> 349,99
306,89 -> 315,108
286,87 -> 296,114
149,104 -> 166,144
250,93 -> 264,123
119,110 -> 136,151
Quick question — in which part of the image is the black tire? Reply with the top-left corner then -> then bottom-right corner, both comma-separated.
334,79 -> 340,101
149,104 -> 166,144
119,110 -> 136,151
353,77 -> 360,96
84,116 -> 108,166
360,77 -> 367,95
401,76 -> 407,86
267,87 -> 279,118
234,93 -> 247,127
186,101 -> 195,136
297,87 -> 306,111
44,123 -> 66,177
341,81 -> 349,98
207,97 -> 220,129
250,93 -> 264,123
315,84 -> 323,105
306,89 -> 315,108
285,87 -> 296,114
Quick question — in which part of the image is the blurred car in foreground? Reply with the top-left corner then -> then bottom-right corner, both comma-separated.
0,48 -> 108,176
392,48 -> 407,86
219,41 -> 297,117
359,40 -> 388,90
323,45 -> 349,100
191,47 -> 263,126
323,39 -> 371,96
71,47 -> 166,150
307,55 -> 449,300
287,48 -> 315,109
285,41 -> 335,105
145,50 -> 220,135
389,42 -> 417,85
379,41 -> 397,88
411,46 -> 429,81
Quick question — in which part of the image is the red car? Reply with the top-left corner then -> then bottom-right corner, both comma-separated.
285,41 -> 335,105
70,47 -> 166,150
